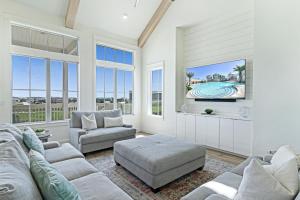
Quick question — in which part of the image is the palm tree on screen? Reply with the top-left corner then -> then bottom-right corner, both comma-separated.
234,65 -> 246,83
186,72 -> 194,85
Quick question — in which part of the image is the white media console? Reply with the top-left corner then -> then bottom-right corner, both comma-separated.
176,112 -> 253,156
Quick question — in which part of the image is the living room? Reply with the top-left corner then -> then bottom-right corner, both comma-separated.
1,0 -> 300,200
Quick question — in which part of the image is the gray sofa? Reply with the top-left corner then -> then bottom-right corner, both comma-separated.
181,156 -> 300,200
69,110 -> 136,153
0,126 -> 133,200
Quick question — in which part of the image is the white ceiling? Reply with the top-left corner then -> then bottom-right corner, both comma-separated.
12,0 -> 162,39
14,0 -> 69,17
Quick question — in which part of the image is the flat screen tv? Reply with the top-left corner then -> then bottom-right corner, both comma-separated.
186,59 -> 246,100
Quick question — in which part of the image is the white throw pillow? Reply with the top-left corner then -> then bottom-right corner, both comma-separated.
104,117 -> 123,128
234,159 -> 294,200
271,145 -> 298,167
263,160 -> 299,196
81,114 -> 97,130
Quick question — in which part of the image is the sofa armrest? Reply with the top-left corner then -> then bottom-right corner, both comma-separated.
231,156 -> 264,176
43,141 -> 60,150
69,128 -> 87,144
123,124 -> 133,128
263,154 -> 273,163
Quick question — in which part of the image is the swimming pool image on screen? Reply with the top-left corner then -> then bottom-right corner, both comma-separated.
186,60 -> 246,99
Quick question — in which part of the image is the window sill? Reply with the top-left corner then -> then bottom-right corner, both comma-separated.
148,114 -> 164,120
15,120 -> 70,128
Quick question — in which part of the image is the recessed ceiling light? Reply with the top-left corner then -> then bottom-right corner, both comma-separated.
123,14 -> 128,20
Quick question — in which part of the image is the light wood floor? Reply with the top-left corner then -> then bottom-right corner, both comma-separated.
137,132 -> 246,166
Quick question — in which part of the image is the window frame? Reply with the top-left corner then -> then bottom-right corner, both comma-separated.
95,42 -> 135,115
10,23 -> 79,124
147,62 -> 164,118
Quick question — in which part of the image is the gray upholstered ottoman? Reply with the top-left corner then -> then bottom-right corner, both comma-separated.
114,134 -> 206,192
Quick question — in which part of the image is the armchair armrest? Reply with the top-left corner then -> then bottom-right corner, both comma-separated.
123,124 -> 133,128
43,141 -> 60,150
69,128 -> 87,144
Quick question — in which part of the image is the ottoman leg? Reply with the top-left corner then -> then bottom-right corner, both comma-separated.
151,188 -> 160,193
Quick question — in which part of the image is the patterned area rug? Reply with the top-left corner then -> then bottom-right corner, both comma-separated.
86,149 -> 236,200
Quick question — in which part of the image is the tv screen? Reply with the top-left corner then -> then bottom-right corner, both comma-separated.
186,59 -> 246,99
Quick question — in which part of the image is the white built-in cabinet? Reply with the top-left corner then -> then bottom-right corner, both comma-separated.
176,113 -> 252,156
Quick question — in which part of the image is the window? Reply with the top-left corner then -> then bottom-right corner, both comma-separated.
11,24 -> 79,124
96,67 -> 114,111
12,56 -> 47,123
12,55 -> 78,123
117,70 -> 133,115
95,44 -> 134,114
96,45 -> 133,65
148,63 -> 164,117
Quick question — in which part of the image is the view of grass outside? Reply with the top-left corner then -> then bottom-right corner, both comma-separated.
151,68 -> 163,116
12,55 -> 78,124
12,102 -> 78,123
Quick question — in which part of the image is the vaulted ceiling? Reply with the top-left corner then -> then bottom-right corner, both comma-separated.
13,0 -> 162,39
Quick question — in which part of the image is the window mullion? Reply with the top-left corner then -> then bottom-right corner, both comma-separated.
46,59 -> 51,122
28,58 -> 32,122
63,62 -> 68,119
113,68 -> 117,110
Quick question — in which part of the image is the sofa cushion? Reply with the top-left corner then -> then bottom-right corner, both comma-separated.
52,158 -> 98,181
81,114 -> 97,130
104,116 -> 123,128
0,139 -> 42,200
0,138 -> 29,167
0,124 -> 29,153
206,194 -> 231,200
45,143 -> 84,163
71,110 -> 122,128
30,150 -> 81,200
114,134 -> 206,175
71,172 -> 132,200
234,159 -> 293,200
230,156 -> 268,176
80,127 -> 136,145
23,127 -> 45,155
181,172 -> 242,200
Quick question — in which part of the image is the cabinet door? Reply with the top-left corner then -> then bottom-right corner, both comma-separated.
205,117 -> 220,148
196,116 -> 206,145
219,119 -> 234,152
176,113 -> 186,140
185,114 -> 196,143
234,120 -> 252,156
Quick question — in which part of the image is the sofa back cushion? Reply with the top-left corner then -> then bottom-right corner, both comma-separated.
70,110 -> 122,128
0,123 -> 29,153
0,139 -> 42,200
30,150 -> 81,200
104,116 -> 123,128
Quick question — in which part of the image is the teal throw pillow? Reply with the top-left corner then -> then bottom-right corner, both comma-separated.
29,150 -> 81,200
23,127 -> 45,155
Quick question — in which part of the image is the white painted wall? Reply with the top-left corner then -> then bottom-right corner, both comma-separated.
0,0 -> 142,142
253,0 -> 300,155
181,11 -> 254,117
141,0 -> 254,135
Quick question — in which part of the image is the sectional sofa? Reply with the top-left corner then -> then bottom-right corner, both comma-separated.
181,156 -> 300,200
0,125 -> 132,200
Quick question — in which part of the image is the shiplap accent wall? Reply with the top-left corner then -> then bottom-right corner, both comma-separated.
179,11 -> 254,117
